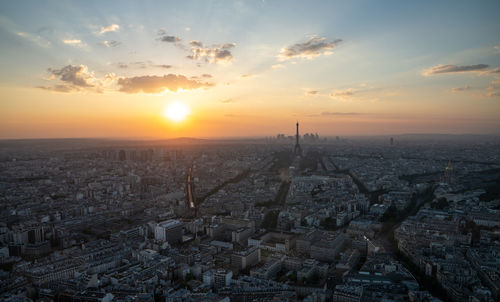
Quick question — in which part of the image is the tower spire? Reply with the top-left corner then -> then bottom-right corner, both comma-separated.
294,121 -> 302,157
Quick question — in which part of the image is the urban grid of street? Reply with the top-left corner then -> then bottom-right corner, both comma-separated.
0,134 -> 499,302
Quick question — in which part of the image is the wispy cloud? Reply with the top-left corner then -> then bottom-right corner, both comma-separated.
321,111 -> 363,116
16,31 -> 51,47
483,79 -> 500,98
240,74 -> 256,78
114,61 -> 172,69
449,85 -> 471,92
330,88 -> 355,99
100,24 -> 119,35
221,98 -> 234,103
63,39 -> 82,44
423,64 -> 489,76
485,68 -> 500,74
305,90 -> 320,96
485,91 -> 500,98
115,62 -> 128,69
38,84 -> 75,93
155,64 -> 172,69
102,40 -> 120,48
159,35 -> 181,43
488,79 -> 500,90
271,64 -> 285,69
63,39 -> 86,47
278,36 -> 342,61
328,86 -> 383,102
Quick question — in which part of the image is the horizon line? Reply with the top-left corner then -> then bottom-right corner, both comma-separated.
2,132 -> 500,142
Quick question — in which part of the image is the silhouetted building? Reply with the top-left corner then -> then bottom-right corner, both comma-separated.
118,150 -> 126,161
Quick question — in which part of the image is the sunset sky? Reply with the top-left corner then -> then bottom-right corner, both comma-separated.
1,0 -> 499,139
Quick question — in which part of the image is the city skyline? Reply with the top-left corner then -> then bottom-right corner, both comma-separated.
1,0 -> 500,139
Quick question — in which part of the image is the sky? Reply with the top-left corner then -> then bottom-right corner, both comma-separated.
0,0 -> 499,139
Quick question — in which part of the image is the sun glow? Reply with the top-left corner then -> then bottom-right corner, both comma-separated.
164,101 -> 190,122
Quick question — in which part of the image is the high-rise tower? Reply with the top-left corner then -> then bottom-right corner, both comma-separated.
441,161 -> 453,184
294,122 -> 302,157
185,165 -> 197,217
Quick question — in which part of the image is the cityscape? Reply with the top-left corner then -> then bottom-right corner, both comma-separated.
1,130 -> 499,301
1,1 -> 500,302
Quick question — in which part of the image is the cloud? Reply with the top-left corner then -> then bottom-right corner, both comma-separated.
156,31 -> 184,48
116,63 -> 128,69
486,91 -> 500,98
482,79 -> 500,97
103,40 -> 120,48
330,88 -> 355,99
159,35 -> 181,43
486,68 -> 500,74
305,90 -> 319,96
48,65 -> 95,87
100,24 -> 120,34
187,42 -> 235,64
16,31 -> 51,47
488,80 -> 500,90
130,61 -> 149,69
40,65 -> 212,94
449,85 -> 471,92
117,74 -> 214,93
155,64 -> 172,69
240,74 -> 256,78
158,38 -> 236,64
37,84 -> 76,93
201,74 -> 212,78
321,112 -> 362,116
114,61 -> 172,69
63,39 -> 83,45
189,40 -> 203,47
423,64 -> 489,76
278,37 -> 342,61
328,86 -> 387,102
271,64 -> 285,69
221,98 -> 234,103
40,64 -> 104,93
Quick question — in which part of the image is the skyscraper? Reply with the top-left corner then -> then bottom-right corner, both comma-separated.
294,122 -> 302,157
441,161 -> 453,183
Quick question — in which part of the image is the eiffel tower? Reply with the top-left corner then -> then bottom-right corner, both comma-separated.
294,122 -> 302,157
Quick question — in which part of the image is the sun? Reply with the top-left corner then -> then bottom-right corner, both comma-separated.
164,101 -> 190,122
